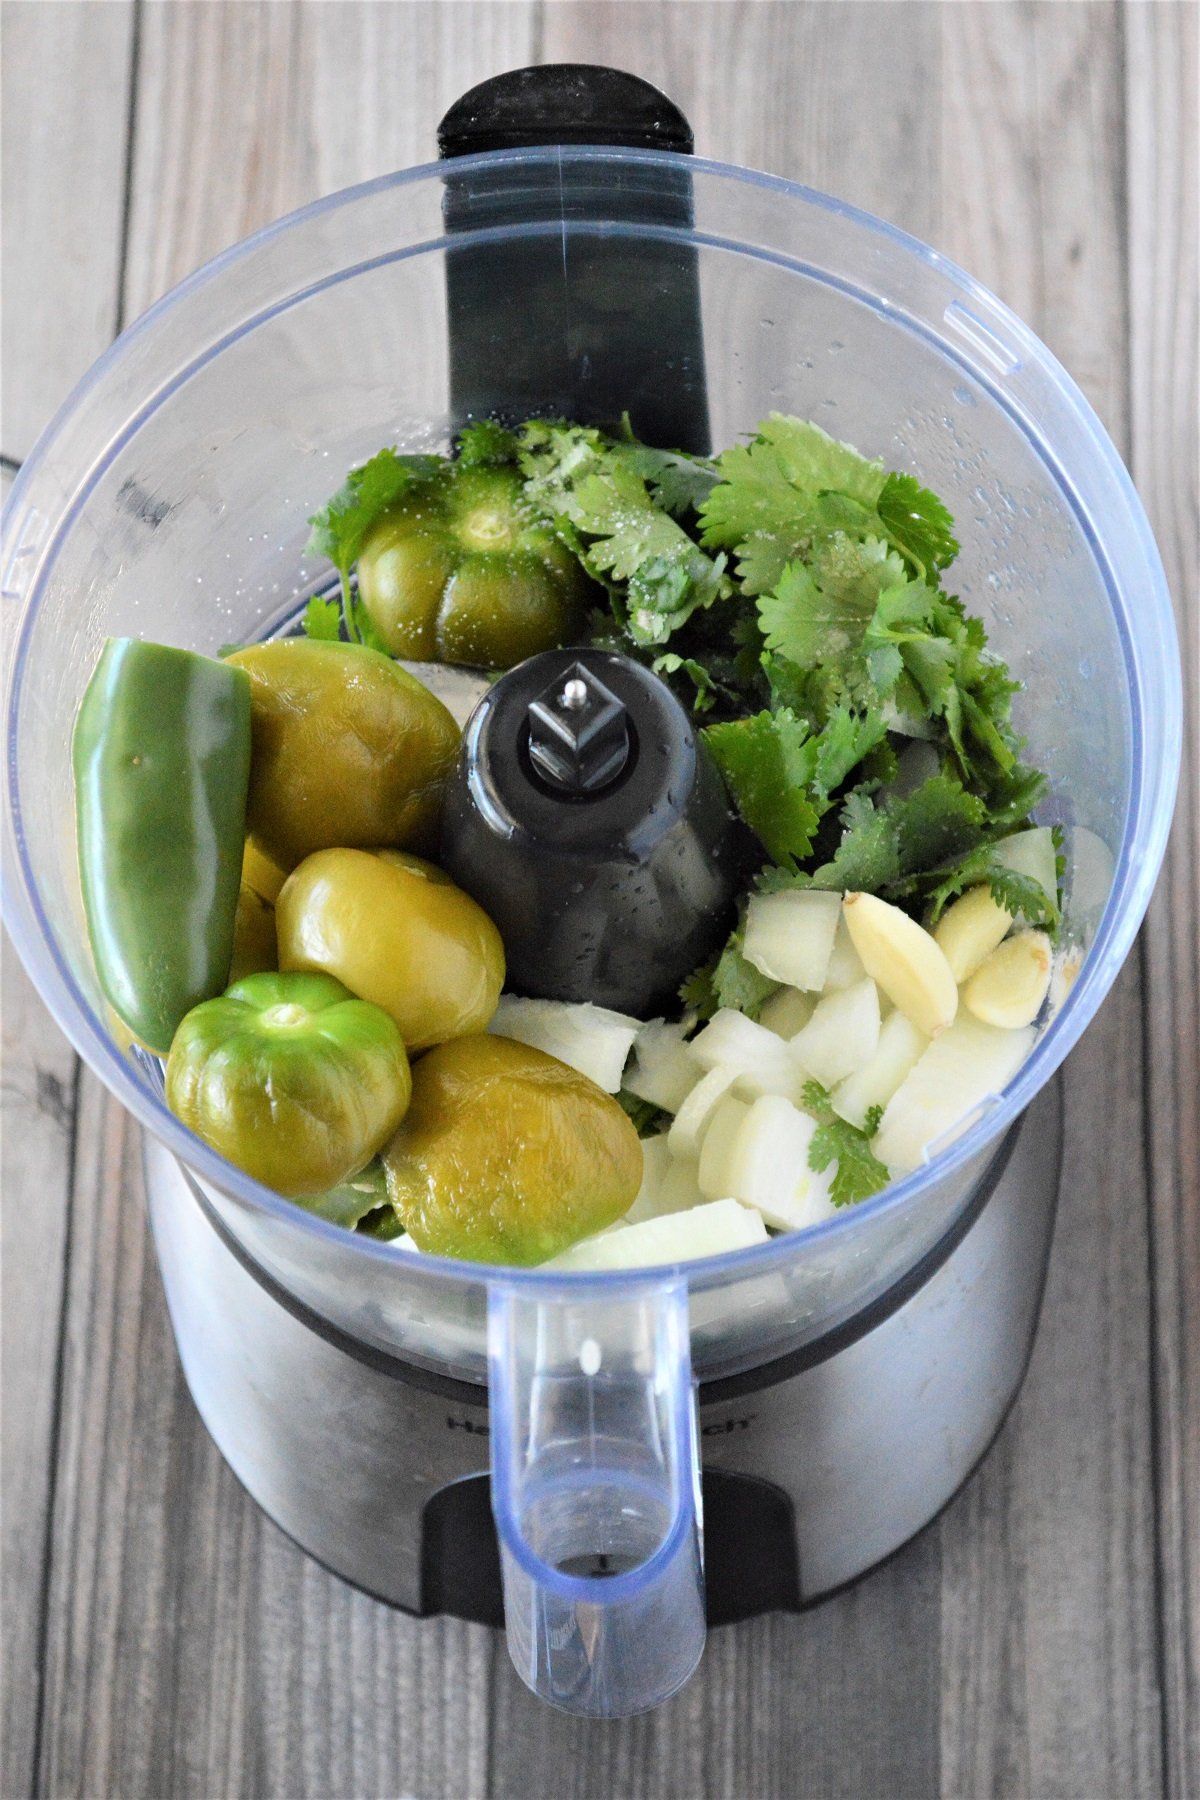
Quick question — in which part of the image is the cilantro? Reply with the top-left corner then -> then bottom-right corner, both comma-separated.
788,788 -> 903,893
306,447 -> 438,583
877,471 -> 960,575
455,419 -> 519,467
618,1089 -> 672,1138
679,956 -> 720,1020
614,417 -> 720,517
802,1081 -> 890,1207
301,595 -> 342,641
777,772 -> 992,903
811,703 -> 889,806
712,920 -> 779,1017
924,842 -> 1060,929
703,709 -> 820,866
305,447 -> 440,641
700,418 -> 888,597
757,537 -> 908,671
519,421 -> 731,646
652,651 -> 736,714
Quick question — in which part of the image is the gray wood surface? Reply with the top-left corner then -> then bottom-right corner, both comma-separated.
2,4 -> 1196,1797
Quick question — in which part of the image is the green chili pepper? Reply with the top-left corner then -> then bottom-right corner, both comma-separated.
73,638 -> 252,1054
165,971 -> 412,1196
356,463 -> 593,669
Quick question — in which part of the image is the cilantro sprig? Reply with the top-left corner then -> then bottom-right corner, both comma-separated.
518,421 -> 731,646
802,1082 -> 889,1208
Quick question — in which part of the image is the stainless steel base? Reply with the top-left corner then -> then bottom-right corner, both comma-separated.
146,1079 -> 1060,1618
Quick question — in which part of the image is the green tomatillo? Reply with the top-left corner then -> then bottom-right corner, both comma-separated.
381,1035 -> 642,1265
166,971 -> 412,1197
356,463 -> 594,669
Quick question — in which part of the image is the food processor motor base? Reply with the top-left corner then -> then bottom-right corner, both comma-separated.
145,1079 -> 1060,1621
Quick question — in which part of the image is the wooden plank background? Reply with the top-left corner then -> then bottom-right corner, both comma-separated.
1,4 -> 1195,1796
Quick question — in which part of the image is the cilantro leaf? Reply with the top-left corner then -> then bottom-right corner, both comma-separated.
811,703 -> 890,807
887,772 -> 988,871
924,842 -> 1060,929
679,956 -> 720,1019
455,419 -> 519,467
795,788 -> 904,892
306,447 -> 439,582
618,1089 -> 672,1138
712,921 -> 779,1017
802,1080 -> 890,1207
758,537 -> 903,668
302,595 -> 342,641
700,417 -> 889,596
652,652 -> 735,714
613,419 -> 720,517
703,709 -> 820,865
519,421 -> 731,646
877,471 -> 960,575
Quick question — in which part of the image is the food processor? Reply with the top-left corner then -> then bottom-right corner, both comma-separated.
1,67 -> 1180,1717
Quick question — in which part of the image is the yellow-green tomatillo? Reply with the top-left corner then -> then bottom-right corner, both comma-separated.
356,464 -> 593,668
275,848 -> 505,1052
382,1035 -> 642,1265
166,971 -> 412,1197
225,639 -> 460,871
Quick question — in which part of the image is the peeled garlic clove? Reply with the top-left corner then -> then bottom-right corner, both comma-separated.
842,892 -> 958,1038
934,885 -> 1013,982
963,930 -> 1053,1029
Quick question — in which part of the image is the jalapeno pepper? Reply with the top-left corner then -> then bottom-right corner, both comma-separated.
166,971 -> 412,1196
72,638 -> 252,1054
356,463 -> 593,669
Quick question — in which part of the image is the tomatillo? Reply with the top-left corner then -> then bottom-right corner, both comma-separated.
166,971 -> 412,1197
228,882 -> 278,985
382,1035 -> 642,1265
356,464 -> 593,669
226,639 -> 460,870
276,849 -> 505,1052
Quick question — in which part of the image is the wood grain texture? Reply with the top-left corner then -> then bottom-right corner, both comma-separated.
935,8 -> 1163,1797
3,3 -> 1196,1796
0,3 -> 128,1788
1126,6 -> 1200,1797
0,0 -> 135,459
38,1075 -> 494,1800
0,947 -> 79,1800
122,0 -> 540,320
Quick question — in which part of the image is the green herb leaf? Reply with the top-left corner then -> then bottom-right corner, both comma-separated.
652,651 -> 735,713
877,471 -> 960,574
712,922 -> 780,1017
301,595 -> 343,641
924,844 -> 1060,928
702,708 -> 820,865
679,956 -> 720,1020
455,419 -> 519,467
802,1080 -> 890,1207
519,421 -> 731,645
699,415 -> 888,595
305,447 -> 440,582
617,1089 -> 672,1139
811,702 -> 890,807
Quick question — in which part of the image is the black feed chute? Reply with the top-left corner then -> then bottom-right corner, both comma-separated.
437,67 -> 748,1014
438,65 -> 710,452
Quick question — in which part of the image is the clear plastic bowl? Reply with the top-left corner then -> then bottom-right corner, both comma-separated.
1,149 -> 1180,1713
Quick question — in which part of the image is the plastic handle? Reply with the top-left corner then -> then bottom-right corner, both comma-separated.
487,1279 -> 706,1716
